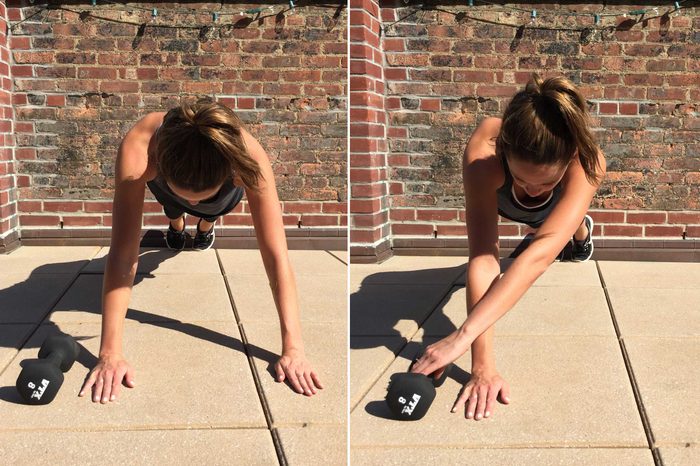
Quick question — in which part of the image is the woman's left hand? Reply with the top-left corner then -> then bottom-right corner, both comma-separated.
275,348 -> 324,396
410,329 -> 472,378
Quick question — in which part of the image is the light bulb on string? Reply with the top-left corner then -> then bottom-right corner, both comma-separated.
674,1 -> 683,16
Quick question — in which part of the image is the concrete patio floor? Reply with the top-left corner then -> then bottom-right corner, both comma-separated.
0,246 -> 347,466
350,256 -> 699,466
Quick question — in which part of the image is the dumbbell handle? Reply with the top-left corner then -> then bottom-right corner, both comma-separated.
43,351 -> 65,369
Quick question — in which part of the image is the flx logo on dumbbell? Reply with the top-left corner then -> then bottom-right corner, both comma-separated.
26,378 -> 51,401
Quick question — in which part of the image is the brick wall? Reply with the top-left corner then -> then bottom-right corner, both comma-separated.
350,0 -> 392,261
7,0 -> 347,240
0,0 -> 18,252
350,1 -> 700,259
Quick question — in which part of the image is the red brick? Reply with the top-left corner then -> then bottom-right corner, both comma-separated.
604,225 -> 643,237
627,212 -> 667,224
391,224 -> 434,236
18,201 -> 42,212
420,98 -> 440,111
436,225 -> 467,236
301,215 -> 339,226
222,214 -> 254,226
322,203 -> 347,214
497,224 -> 519,236
46,95 -> 66,106
416,209 -> 458,222
668,212 -> 700,225
63,216 -> 101,227
84,201 -> 112,213
351,198 -> 381,214
645,225 -> 684,237
598,102 -> 617,114
43,201 -> 83,212
618,103 -> 638,115
283,202 -> 322,213
19,215 -> 61,227
350,228 -> 382,244
588,211 -> 625,223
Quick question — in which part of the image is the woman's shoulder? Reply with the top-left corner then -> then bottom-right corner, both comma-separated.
463,117 -> 505,188
118,112 -> 165,182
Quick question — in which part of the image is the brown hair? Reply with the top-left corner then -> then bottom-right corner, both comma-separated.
155,97 -> 262,192
496,73 -> 602,185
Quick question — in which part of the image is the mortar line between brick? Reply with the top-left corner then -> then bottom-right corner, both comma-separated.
215,249 -> 287,466
350,271 -> 464,413
595,261 -> 663,466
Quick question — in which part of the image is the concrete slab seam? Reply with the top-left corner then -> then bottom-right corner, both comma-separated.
325,249 -> 348,266
215,249 -> 287,466
596,261 -> 663,466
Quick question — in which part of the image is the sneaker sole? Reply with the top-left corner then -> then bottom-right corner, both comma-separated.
194,229 -> 215,251
165,235 -> 186,251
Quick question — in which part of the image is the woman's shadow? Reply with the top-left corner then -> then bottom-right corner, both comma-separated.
0,241 -> 281,403
351,258 -> 520,419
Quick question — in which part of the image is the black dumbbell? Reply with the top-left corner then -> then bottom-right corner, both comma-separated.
385,350 -> 452,421
16,335 -> 79,405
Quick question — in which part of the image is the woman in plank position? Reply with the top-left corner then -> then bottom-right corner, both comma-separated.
79,98 -> 322,403
411,74 -> 605,420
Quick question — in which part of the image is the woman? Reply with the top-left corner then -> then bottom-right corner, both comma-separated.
411,74 -> 606,421
79,98 -> 323,403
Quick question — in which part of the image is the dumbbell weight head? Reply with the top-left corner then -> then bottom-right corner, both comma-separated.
385,372 -> 435,421
16,360 -> 64,405
16,335 -> 79,405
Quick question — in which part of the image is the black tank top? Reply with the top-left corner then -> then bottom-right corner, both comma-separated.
146,125 -> 245,217
496,152 -> 563,228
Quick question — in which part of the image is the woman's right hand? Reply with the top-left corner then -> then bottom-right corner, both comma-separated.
451,366 -> 510,420
78,353 -> 135,403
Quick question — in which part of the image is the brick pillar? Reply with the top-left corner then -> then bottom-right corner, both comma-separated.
0,1 -> 19,253
349,0 -> 391,263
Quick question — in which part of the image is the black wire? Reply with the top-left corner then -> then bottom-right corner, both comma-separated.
8,0 -> 345,33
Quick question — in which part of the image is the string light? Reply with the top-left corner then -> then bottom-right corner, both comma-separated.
9,1 -> 342,32
382,1 -> 690,32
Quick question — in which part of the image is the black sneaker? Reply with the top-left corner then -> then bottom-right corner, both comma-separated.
572,214 -> 594,262
193,218 -> 215,251
165,218 -> 186,251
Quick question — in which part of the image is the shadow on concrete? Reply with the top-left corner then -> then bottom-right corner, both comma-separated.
0,243 -> 281,402
351,239 -> 542,419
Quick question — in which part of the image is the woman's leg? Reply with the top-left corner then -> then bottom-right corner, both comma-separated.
573,217 -> 588,241
197,216 -> 217,233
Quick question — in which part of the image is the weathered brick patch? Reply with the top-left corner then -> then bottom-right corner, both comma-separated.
3,1 -> 347,245
350,1 -> 700,259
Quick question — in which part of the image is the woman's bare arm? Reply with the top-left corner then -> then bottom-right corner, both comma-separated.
80,112 -> 161,403
412,138 -> 605,377
242,129 -> 322,396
